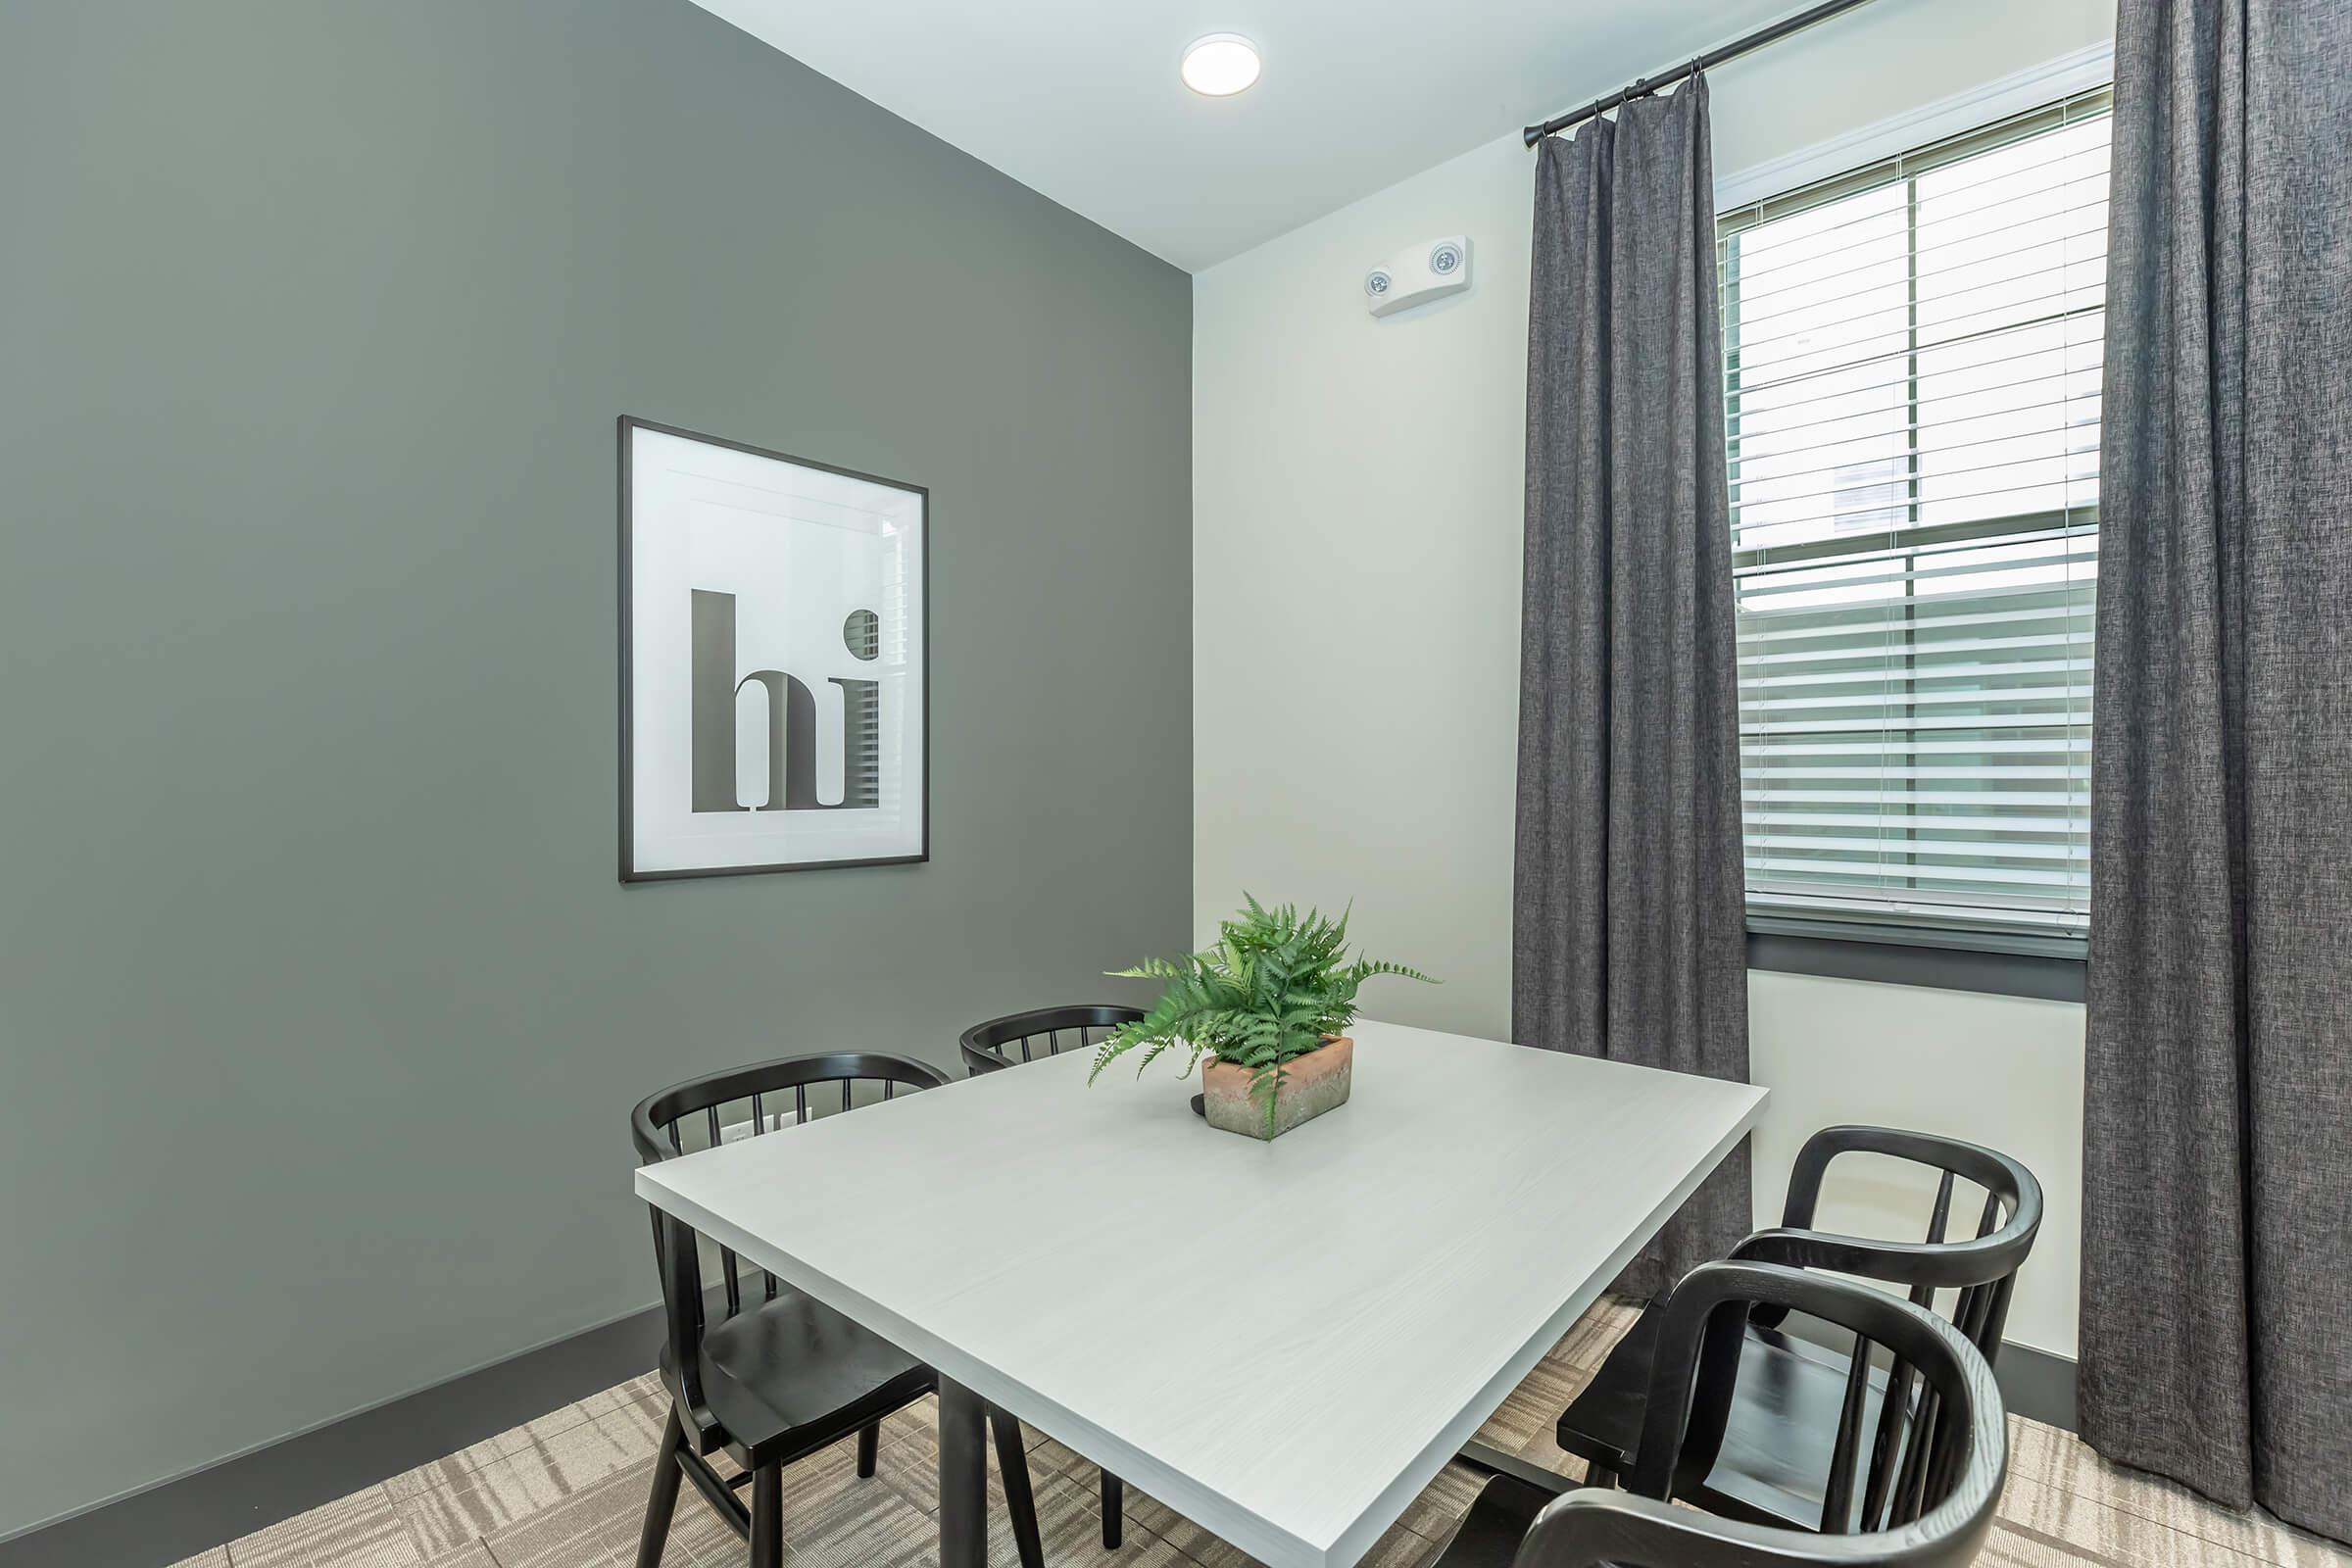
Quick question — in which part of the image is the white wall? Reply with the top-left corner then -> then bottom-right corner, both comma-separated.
1747,974 -> 2082,1354
1193,0 -> 2107,1358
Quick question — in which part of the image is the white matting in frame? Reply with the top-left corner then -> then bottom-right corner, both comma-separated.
620,417 -> 927,879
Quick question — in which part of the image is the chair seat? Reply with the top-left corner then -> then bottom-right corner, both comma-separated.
1556,1299 -> 1903,1531
669,1284 -> 932,1468
1433,1474 -> 1562,1568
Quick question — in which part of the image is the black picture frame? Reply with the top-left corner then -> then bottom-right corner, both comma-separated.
617,415 -> 931,883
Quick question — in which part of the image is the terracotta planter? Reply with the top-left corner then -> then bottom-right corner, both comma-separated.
1200,1035 -> 1353,1141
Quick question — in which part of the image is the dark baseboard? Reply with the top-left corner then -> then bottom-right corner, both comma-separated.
0,1306 -> 663,1568
1993,1339 -> 2077,1432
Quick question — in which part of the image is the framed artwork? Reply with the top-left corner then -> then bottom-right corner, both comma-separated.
618,416 -> 928,881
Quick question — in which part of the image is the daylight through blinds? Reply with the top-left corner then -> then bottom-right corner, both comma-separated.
1720,89 -> 2110,931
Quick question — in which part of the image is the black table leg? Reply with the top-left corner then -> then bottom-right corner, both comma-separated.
1457,1438 -> 1578,1496
939,1377 -> 989,1568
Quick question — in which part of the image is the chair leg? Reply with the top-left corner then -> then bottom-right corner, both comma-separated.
634,1407 -> 686,1568
751,1464 -> 784,1568
992,1407 -> 1046,1568
1582,1457 -> 1618,1491
1102,1470 -> 1125,1548
857,1420 -> 881,1479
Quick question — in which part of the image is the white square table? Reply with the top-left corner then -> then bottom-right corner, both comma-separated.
634,1019 -> 1766,1568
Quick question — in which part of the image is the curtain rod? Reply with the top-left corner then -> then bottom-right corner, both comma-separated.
1521,0 -> 1884,147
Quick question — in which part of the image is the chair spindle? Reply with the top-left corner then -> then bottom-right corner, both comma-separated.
1909,1169 -> 1957,1312
1891,1382 -> 1942,1526
1924,1169 -> 1954,1245
1821,1336 -> 1874,1532
1858,1351 -> 1913,1532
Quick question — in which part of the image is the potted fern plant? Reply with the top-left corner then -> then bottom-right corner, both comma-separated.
1089,897 -> 1433,1140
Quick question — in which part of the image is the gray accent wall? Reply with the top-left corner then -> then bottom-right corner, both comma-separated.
0,0 -> 1190,1539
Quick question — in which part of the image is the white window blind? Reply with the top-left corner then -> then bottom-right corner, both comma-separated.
1720,88 -> 2111,935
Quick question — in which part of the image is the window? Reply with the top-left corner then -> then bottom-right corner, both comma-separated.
1719,88 -> 2110,940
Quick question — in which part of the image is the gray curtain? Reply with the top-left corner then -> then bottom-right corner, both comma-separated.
1513,75 -> 1750,1300
2082,0 -> 2352,1544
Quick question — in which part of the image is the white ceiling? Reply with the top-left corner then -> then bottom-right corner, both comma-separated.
689,0 -> 1800,271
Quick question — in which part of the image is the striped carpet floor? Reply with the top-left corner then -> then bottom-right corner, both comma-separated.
169,1298 -> 2350,1568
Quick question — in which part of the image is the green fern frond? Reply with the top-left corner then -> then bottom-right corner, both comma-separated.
1089,897 -> 1437,1113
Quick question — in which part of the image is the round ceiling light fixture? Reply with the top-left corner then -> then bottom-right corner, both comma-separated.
1181,33 -> 1261,97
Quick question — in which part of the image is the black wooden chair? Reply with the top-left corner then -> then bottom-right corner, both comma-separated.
957,1004 -> 1144,1562
1440,1261 -> 2008,1568
631,1052 -> 1036,1568
959,1003 -> 1144,1078
1554,1125 -> 2040,1533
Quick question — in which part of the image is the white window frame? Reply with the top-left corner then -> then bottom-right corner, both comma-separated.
1715,43 -> 2115,216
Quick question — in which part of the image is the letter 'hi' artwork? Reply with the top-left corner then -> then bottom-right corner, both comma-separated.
619,417 -> 927,880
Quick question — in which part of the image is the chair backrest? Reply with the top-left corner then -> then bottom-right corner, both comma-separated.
958,1004 -> 1144,1077
1740,1125 -> 2041,1362
1516,1262 -> 2007,1567
631,1052 -> 950,1428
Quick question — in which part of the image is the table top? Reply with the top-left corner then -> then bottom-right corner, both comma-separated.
635,1019 -> 1766,1568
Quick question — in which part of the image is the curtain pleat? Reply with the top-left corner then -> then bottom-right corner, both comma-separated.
2082,0 -> 2352,1543
1514,76 -> 1752,1298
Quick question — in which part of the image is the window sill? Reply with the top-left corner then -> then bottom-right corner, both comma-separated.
1745,913 -> 2085,1002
